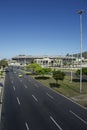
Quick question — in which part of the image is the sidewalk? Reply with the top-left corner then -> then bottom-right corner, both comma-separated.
0,77 -> 5,130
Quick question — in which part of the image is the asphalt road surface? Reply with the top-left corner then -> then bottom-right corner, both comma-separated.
1,66 -> 87,130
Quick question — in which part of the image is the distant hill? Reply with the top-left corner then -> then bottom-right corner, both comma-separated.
73,51 -> 87,59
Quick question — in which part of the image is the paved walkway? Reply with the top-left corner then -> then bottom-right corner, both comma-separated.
0,77 -> 5,129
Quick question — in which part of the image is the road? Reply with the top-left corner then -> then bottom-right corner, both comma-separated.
1,66 -> 87,130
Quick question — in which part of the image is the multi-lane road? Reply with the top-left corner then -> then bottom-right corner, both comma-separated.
1,66 -> 87,130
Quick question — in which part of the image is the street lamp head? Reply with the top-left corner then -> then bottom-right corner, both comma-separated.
77,10 -> 85,14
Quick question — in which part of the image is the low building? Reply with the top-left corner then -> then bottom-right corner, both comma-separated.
12,55 -> 76,67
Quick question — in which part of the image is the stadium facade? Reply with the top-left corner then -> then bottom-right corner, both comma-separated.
12,55 -> 77,67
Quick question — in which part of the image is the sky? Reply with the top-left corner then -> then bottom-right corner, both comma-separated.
0,0 -> 87,59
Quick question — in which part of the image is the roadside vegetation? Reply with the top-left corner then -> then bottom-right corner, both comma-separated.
23,63 -> 87,107
0,59 -> 8,70
76,68 -> 87,76
0,59 -> 8,105
0,59 -> 8,78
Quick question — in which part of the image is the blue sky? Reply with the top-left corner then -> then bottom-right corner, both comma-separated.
0,0 -> 87,59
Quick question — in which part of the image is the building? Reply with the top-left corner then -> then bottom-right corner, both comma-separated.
12,55 -> 76,67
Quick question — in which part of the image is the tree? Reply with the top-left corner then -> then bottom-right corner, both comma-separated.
25,63 -> 42,72
76,68 -> 87,76
0,60 -> 8,69
53,70 -> 65,84
43,68 -> 52,75
37,67 -> 52,76
36,68 -> 45,76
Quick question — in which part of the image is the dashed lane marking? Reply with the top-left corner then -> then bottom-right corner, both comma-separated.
13,86 -> 16,91
34,84 -> 39,88
24,85 -> 28,88
50,116 -> 62,130
32,95 -> 38,102
46,93 -> 54,100
12,80 -> 13,84
17,97 -> 21,105
25,122 -> 30,130
70,110 -> 87,125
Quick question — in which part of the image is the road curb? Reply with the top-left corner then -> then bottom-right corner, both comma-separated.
0,77 -> 5,129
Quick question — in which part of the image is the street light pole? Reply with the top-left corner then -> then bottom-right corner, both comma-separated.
70,53 -> 73,83
77,10 -> 85,93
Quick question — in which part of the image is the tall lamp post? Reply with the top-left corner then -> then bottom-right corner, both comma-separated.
77,10 -> 85,93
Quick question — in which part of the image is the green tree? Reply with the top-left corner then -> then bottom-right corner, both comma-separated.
76,69 -> 80,76
36,68 -> 45,76
76,68 -> 87,76
53,70 -> 65,84
37,67 -> 52,76
43,68 -> 52,75
26,63 -> 42,72
0,60 -> 8,69
83,68 -> 87,75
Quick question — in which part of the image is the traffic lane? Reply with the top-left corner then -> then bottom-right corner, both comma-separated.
23,75 -> 87,128
7,70 -> 87,130
12,68 -> 87,129
27,74 -> 87,120
10,72 -> 66,130
13,70 -> 87,127
25,85 -> 87,130
1,73 -> 26,130
11,74 -> 87,130
18,94 -> 59,130
10,75 -> 61,130
20,73 -> 87,117
41,84 -> 87,126
41,84 -> 87,122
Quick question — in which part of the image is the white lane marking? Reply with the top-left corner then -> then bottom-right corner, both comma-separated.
70,110 -> 87,125
28,79 -> 31,82
12,80 -> 13,84
13,86 -> 15,91
50,116 -> 62,130
24,85 -> 28,89
32,95 -> 38,102
20,79 -> 22,82
17,97 -> 21,105
25,122 -> 30,130
34,84 -> 39,88
46,93 -> 54,100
